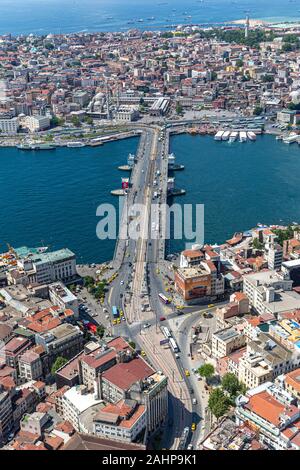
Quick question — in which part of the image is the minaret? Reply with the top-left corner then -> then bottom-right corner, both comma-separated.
245,15 -> 250,39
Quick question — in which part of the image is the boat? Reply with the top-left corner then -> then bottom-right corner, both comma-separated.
239,131 -> 247,142
214,131 -> 224,141
283,133 -> 298,144
66,141 -> 86,148
247,131 -> 257,141
222,131 -> 230,141
17,143 -> 56,151
229,131 -> 238,142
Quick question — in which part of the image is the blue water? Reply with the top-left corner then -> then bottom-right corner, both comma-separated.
0,138 -> 138,264
1,134 -> 300,263
170,134 -> 300,253
0,0 -> 299,35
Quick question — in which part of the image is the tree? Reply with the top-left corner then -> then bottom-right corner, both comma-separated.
128,341 -> 136,350
176,102 -> 183,115
96,324 -> 105,338
253,105 -> 263,116
198,363 -> 215,380
208,388 -> 230,419
236,59 -> 243,68
252,237 -> 264,250
84,116 -> 93,126
71,116 -> 81,127
84,276 -> 95,290
282,43 -> 292,52
221,373 -> 240,396
51,356 -> 68,375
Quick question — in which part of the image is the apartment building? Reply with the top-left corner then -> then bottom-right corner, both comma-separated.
175,265 -> 211,301
212,327 -> 246,359
2,337 -> 31,369
235,383 -> 300,450
0,386 -> 13,445
93,399 -> 147,443
18,349 -> 44,382
35,323 -> 84,362
62,385 -> 103,431
0,117 -> 19,134
48,282 -> 79,318
23,115 -> 50,132
243,270 -> 300,316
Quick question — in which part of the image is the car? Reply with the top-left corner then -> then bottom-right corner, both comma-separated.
185,369 -> 190,377
192,398 -> 197,405
117,318 -> 121,324
112,319 -> 117,325
191,423 -> 197,432
143,323 -> 151,329
187,444 -> 193,450
122,316 -> 126,321
120,280 -> 124,285
175,353 -> 180,359
208,304 -> 215,308
159,316 -> 166,321
105,314 -> 110,320
141,350 -> 147,357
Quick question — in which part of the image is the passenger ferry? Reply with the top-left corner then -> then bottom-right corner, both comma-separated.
66,141 -> 86,148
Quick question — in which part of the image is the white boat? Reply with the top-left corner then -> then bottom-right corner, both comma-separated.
66,141 -> 86,148
239,131 -> 247,142
229,131 -> 238,142
247,131 -> 256,141
222,131 -> 230,141
214,131 -> 224,141
283,133 -> 298,144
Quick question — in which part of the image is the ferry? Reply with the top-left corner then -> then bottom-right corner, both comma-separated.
66,141 -> 86,148
214,131 -> 224,141
239,131 -> 247,143
17,143 -> 56,151
222,131 -> 230,141
247,131 -> 257,141
229,131 -> 238,142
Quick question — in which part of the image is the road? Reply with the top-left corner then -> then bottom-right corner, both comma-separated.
106,126 -> 193,449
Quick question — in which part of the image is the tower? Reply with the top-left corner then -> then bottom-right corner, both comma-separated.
245,15 -> 250,39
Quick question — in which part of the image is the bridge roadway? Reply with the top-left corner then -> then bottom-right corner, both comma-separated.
107,126 -> 193,449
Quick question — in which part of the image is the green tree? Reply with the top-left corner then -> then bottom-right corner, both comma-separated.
221,373 -> 240,396
96,324 -> 105,338
208,388 -> 230,419
198,363 -> 215,380
252,237 -> 264,250
176,102 -> 183,115
51,356 -> 68,375
129,341 -> 136,350
84,276 -> 95,289
84,116 -> 93,126
71,116 -> 81,127
236,59 -> 243,68
282,43 -> 292,52
253,105 -> 263,116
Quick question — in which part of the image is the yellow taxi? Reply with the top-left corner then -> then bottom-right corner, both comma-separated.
176,305 -> 184,310
208,304 -> 215,308
185,369 -> 190,377
141,350 -> 147,357
120,310 -> 124,316
112,319 -> 117,325
191,423 -> 197,432
116,318 -> 121,324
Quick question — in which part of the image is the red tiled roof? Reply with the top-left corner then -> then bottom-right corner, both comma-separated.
102,358 -> 154,391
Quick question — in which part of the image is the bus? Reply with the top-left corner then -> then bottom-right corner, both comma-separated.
169,337 -> 179,353
158,293 -> 170,304
112,306 -> 119,318
162,326 -> 172,339
87,322 -> 97,334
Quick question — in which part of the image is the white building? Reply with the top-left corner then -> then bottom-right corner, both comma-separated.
243,270 -> 300,316
115,106 -> 139,122
0,117 -> 19,134
7,248 -> 77,286
62,385 -> 103,431
24,115 -> 50,132
267,243 -> 283,270
49,282 -> 79,318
